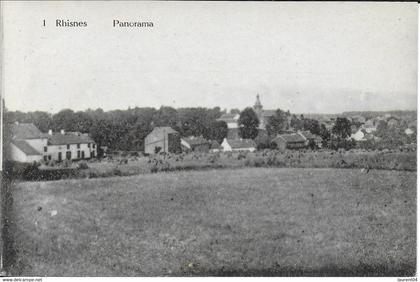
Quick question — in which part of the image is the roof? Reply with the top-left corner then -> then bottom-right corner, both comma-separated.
47,133 -> 95,145
11,123 -> 44,139
226,139 -> 256,149
217,113 -> 239,123
210,140 -> 222,149
149,127 -> 178,136
182,136 -> 210,146
11,140 -> 41,156
274,133 -> 307,143
300,131 -> 323,141
260,110 -> 276,117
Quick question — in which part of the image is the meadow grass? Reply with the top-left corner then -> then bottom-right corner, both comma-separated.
8,167 -> 416,276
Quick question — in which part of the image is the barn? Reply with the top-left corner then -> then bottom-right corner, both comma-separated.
144,127 -> 181,154
271,133 -> 308,152
221,138 -> 257,152
181,136 -> 211,153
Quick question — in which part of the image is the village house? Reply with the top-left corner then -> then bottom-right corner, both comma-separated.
350,129 -> 366,142
46,130 -> 97,162
181,136 -> 211,153
221,138 -> 256,152
216,113 -> 240,139
271,132 -> 308,152
361,119 -> 377,133
144,127 -> 181,154
8,123 -> 48,163
300,131 -> 323,148
8,123 -> 97,163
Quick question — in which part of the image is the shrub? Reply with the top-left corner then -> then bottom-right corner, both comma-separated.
78,162 -> 89,170
112,168 -> 123,176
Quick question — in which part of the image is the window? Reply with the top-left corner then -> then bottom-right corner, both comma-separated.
93,144 -> 96,149
77,150 -> 81,159
48,155 -> 52,160
88,143 -> 91,148
77,144 -> 80,149
44,146 -> 48,152
67,144 -> 70,150
43,156 -> 47,162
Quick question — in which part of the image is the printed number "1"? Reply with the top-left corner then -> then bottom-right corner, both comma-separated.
43,19 -> 46,26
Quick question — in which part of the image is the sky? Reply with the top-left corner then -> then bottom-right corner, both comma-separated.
2,1 -> 418,114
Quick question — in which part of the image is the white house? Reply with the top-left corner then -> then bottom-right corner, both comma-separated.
8,123 -> 97,163
221,138 -> 256,152
46,130 -> 97,162
350,129 -> 365,141
405,128 -> 415,135
8,123 -> 48,163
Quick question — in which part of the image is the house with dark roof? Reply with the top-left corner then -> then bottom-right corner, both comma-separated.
144,127 -> 181,154
271,132 -> 308,152
181,136 -> 211,153
221,138 -> 256,152
46,130 -> 97,162
300,131 -> 323,148
7,123 -> 97,163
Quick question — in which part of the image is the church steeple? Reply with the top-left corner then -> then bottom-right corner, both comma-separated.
253,94 -> 263,113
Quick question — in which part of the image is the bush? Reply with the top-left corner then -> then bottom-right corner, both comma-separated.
112,168 -> 123,176
78,162 -> 89,170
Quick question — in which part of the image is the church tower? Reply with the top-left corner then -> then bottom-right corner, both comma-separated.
253,94 -> 263,114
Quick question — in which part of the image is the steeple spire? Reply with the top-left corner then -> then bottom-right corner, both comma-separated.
254,94 -> 263,112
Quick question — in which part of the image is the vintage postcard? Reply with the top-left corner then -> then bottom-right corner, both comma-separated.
0,1 -> 417,278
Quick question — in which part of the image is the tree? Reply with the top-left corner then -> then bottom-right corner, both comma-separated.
332,117 -> 352,139
154,106 -> 179,129
303,119 -> 321,136
238,107 -> 259,139
266,109 -> 288,136
290,114 -> 303,131
206,121 -> 227,143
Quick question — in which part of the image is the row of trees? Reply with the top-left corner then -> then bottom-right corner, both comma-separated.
5,107 -> 228,151
6,105 -> 414,152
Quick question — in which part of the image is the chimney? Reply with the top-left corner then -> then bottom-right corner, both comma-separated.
48,129 -> 53,135
60,129 -> 65,135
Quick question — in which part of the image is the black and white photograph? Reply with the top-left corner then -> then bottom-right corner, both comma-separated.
0,1 -> 417,278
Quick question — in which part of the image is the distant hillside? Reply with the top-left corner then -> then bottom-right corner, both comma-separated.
341,110 -> 417,120
299,110 -> 416,122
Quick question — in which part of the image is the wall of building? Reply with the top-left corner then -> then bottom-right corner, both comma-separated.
145,139 -> 165,154
45,143 -> 97,161
227,128 -> 240,139
221,139 -> 232,151
145,133 -> 181,154
8,143 -> 43,163
25,138 -> 48,153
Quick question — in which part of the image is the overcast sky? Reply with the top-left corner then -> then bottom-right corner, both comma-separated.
3,1 -> 418,114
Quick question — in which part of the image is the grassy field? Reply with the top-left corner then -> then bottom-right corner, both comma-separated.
7,168 -> 416,276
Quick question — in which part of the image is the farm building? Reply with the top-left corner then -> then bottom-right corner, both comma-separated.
221,138 -> 256,152
181,136 -> 211,153
7,123 -> 97,163
8,123 -> 48,163
271,132 -> 308,152
144,127 -> 181,154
